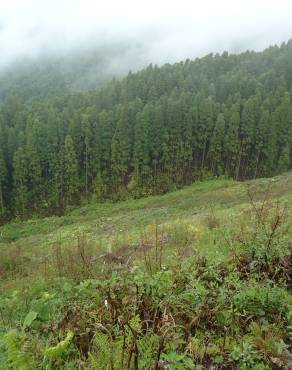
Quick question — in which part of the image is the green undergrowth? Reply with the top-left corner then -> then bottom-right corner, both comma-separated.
0,174 -> 292,369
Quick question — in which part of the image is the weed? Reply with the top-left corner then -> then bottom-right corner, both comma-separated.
0,175 -> 292,368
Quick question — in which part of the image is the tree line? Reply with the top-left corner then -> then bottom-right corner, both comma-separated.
0,41 -> 292,222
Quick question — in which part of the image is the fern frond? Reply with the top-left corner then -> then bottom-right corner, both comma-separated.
5,330 -> 35,370
137,334 -> 159,370
89,331 -> 111,370
44,330 -> 74,360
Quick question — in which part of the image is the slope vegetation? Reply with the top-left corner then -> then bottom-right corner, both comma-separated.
1,41 -> 292,222
0,174 -> 291,369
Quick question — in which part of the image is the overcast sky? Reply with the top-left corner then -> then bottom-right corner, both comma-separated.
1,0 -> 292,68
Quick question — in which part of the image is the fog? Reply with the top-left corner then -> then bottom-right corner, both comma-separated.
1,0 -> 292,69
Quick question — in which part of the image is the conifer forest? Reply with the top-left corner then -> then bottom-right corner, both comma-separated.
1,42 -> 292,222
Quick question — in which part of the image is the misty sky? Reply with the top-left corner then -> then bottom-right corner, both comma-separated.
1,0 -> 292,68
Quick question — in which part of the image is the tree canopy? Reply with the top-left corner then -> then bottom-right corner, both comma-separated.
1,41 -> 292,222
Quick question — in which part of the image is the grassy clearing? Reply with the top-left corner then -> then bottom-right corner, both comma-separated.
0,174 -> 292,369
1,174 -> 291,252
1,174 -> 292,271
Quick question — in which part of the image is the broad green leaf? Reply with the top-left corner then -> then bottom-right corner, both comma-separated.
22,311 -> 38,331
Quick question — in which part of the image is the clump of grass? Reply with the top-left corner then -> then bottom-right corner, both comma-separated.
0,243 -> 28,279
204,211 -> 221,230
52,234 -> 101,281
166,220 -> 197,248
226,186 -> 292,282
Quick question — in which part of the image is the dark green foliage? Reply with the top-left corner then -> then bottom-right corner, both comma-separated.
0,149 -> 7,219
13,147 -> 29,219
1,42 -> 292,221
111,105 -> 132,190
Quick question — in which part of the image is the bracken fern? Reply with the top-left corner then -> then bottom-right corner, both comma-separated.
5,330 -> 35,370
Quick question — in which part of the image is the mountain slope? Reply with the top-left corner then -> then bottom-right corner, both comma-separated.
0,41 -> 292,223
0,174 -> 291,369
1,172 -> 292,263
0,43 -> 147,103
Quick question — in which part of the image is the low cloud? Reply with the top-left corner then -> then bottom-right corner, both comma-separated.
1,0 -> 292,69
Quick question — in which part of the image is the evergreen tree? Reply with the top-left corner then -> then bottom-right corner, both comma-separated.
254,109 -> 274,177
24,120 -> 43,212
1,42 -> 292,220
81,114 -> 93,197
26,145 -> 42,212
63,135 -> 79,205
225,104 -> 240,176
13,147 -> 29,218
197,96 -> 214,168
0,150 -> 7,217
133,106 -> 151,185
239,98 -> 256,178
111,105 -> 132,189
278,143 -> 290,172
208,113 -> 225,175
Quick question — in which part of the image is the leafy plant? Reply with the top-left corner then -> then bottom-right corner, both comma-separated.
5,330 -> 35,370
22,311 -> 38,331
44,330 -> 74,364
230,341 -> 262,369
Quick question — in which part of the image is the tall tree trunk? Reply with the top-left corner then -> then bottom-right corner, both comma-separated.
201,141 -> 207,169
254,151 -> 260,179
0,185 -> 4,215
85,145 -> 88,198
236,143 -> 243,180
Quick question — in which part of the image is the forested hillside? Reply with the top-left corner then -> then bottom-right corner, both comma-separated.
0,43 -> 145,103
1,41 -> 292,222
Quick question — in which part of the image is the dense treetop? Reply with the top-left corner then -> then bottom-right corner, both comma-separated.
0,41 -> 292,222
